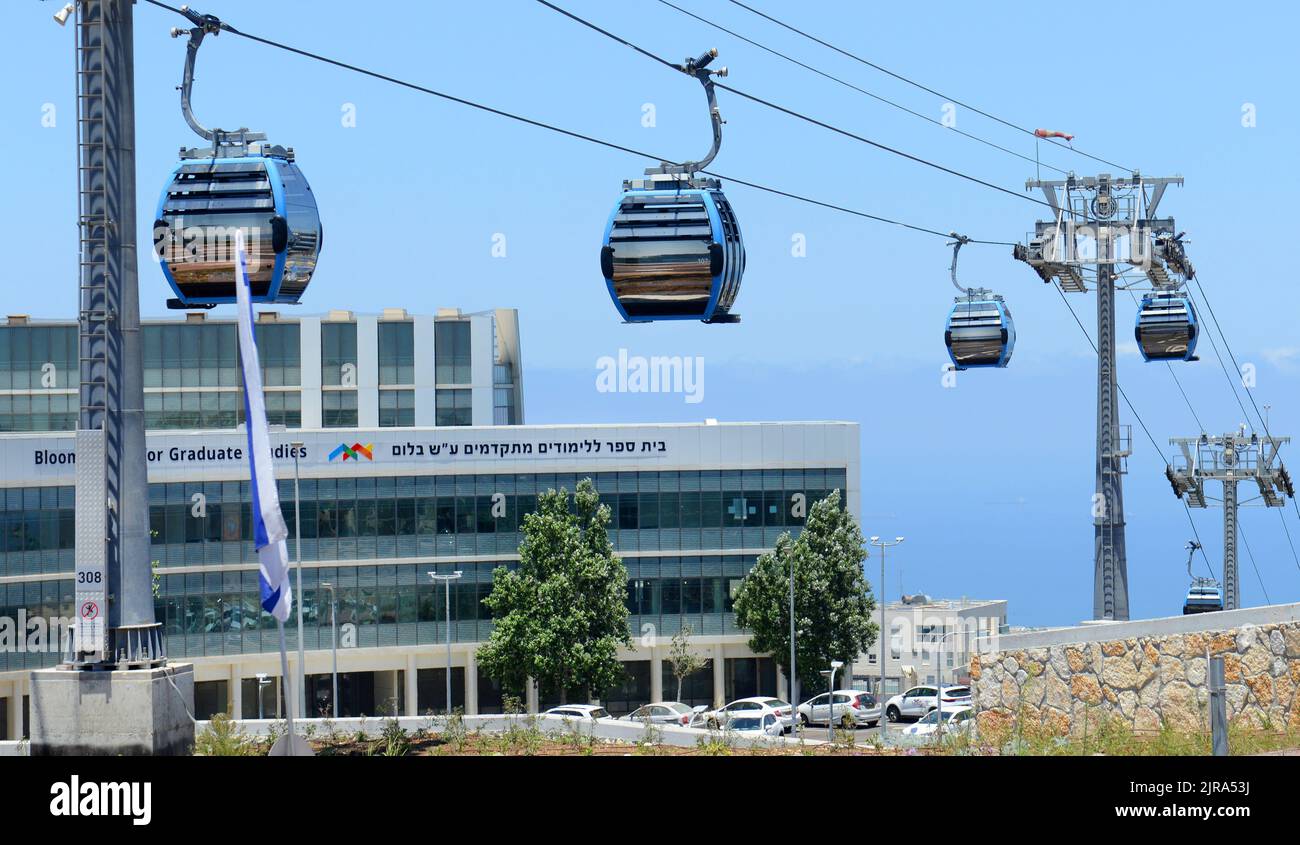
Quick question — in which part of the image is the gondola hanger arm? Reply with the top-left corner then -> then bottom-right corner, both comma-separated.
948,232 -> 973,295
169,5 -> 250,145
654,48 -> 728,176
1185,540 -> 1201,578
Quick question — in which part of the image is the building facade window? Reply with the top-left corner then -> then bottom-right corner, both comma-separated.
434,321 -> 471,384
253,323 -> 301,387
323,390 -> 358,428
0,325 -> 80,431
263,391 -> 302,428
436,388 -> 472,427
379,389 -> 414,427
144,391 -> 242,430
0,394 -> 76,432
0,464 -> 851,674
0,467 -> 846,571
145,323 -> 239,389
0,325 -> 77,390
492,362 -> 518,425
378,322 -> 414,386
321,322 -> 358,387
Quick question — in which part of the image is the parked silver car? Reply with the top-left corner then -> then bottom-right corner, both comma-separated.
541,704 -> 613,721
620,701 -> 696,726
797,690 -> 881,728
883,685 -> 971,722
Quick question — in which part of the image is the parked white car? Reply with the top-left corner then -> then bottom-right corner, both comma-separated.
695,697 -> 796,732
620,702 -> 696,726
883,685 -> 971,722
902,705 -> 975,738
541,704 -> 614,721
725,711 -> 784,737
797,690 -> 881,728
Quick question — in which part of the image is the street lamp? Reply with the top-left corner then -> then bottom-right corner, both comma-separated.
428,570 -> 463,714
928,629 -> 966,743
820,660 -> 844,742
320,581 -> 339,719
788,554 -> 797,726
869,536 -> 904,705
291,441 -> 305,722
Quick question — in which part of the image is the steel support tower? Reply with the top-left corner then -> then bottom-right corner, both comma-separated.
1167,432 -> 1295,609
1016,173 -> 1190,620
69,0 -> 162,667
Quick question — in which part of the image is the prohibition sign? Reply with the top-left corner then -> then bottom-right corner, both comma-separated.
79,600 -> 99,620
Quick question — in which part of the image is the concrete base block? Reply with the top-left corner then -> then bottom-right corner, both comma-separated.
29,664 -> 195,756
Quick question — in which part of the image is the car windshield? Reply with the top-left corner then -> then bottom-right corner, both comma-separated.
729,718 -> 761,731
921,709 -> 962,724
763,699 -> 790,709
590,708 -> 610,719
944,688 -> 971,697
667,703 -> 693,714
858,694 -> 876,706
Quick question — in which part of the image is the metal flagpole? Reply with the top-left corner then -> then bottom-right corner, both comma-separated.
788,557 -> 796,723
232,229 -> 309,755
293,445 -> 305,718
278,620 -> 294,734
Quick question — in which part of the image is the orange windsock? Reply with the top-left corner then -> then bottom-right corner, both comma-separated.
1034,128 -> 1074,141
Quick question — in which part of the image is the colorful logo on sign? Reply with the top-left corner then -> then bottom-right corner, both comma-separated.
329,442 -> 375,462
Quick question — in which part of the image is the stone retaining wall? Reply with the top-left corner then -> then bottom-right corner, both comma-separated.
971,617 -> 1300,739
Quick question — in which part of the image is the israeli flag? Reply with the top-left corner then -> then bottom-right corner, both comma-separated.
234,230 -> 292,622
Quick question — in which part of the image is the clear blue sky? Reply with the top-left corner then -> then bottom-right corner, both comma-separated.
4,0 -> 1299,626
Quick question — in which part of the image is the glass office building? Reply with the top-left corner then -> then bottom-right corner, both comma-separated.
0,311 -> 859,734
0,306 -> 522,433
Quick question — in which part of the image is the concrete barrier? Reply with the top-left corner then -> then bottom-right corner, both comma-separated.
0,740 -> 28,757
194,713 -> 824,750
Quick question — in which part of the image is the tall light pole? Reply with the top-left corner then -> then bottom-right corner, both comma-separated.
428,570 -> 463,714
821,660 -> 843,742
869,537 -> 904,704
320,581 -> 338,718
788,555 -> 797,720
931,630 -> 963,743
292,441 -> 305,720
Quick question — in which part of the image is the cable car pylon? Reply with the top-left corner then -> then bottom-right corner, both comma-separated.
1166,430 -> 1295,610
1015,173 -> 1188,620
600,48 -> 745,324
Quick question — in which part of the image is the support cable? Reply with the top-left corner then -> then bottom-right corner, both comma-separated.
140,0 -> 1012,246
725,0 -> 1134,172
653,0 -> 1070,176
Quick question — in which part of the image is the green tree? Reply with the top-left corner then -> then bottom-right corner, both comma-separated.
668,622 -> 710,702
478,478 -> 632,703
732,490 -> 877,694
